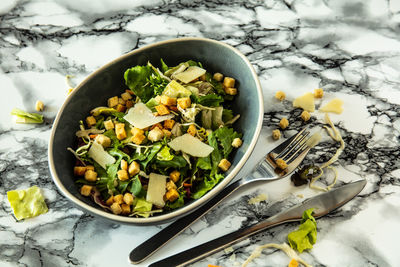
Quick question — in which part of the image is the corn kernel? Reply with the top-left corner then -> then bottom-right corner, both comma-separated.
275,91 -> 286,101
272,129 -> 281,140
35,100 -> 44,111
314,88 -> 324,98
279,118 -> 289,129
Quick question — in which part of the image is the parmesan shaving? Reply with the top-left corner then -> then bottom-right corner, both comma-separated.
87,141 -> 116,169
123,103 -> 174,129
146,173 -> 167,207
168,134 -> 214,157
309,114 -> 344,192
319,98 -> 343,114
293,92 -> 315,112
241,243 -> 312,267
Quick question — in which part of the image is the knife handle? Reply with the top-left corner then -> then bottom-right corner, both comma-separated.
129,179 -> 244,264
147,215 -> 291,267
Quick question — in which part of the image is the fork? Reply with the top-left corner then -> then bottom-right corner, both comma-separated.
129,127 -> 313,264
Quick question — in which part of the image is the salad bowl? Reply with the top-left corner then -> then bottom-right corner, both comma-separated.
48,37 -> 263,224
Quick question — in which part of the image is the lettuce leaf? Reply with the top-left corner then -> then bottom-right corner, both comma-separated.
133,198 -> 153,218
192,174 -> 224,199
141,143 -> 163,170
160,58 -> 169,73
157,146 -> 174,161
165,193 -> 185,209
124,65 -> 153,102
7,186 -> 48,220
287,208 -> 317,253
155,155 -> 187,169
214,126 -> 242,158
11,108 -> 43,124
129,175 -> 142,196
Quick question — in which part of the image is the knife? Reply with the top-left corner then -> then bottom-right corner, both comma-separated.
147,179 -> 367,267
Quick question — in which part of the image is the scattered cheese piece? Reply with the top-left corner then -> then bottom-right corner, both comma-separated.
123,103 -> 174,129
88,141 -> 116,169
248,194 -> 268,204
319,98 -> 343,114
174,66 -> 206,83
146,173 -> 167,207
293,92 -> 315,112
168,134 -> 214,157
162,80 -> 192,98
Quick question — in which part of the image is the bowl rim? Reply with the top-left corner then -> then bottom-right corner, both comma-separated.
48,37 -> 264,224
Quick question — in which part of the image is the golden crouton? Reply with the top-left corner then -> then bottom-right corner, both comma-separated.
115,123 -> 127,140
95,134 -> 111,148
155,104 -> 170,115
166,180 -> 177,191
165,189 -> 179,202
121,92 -> 132,101
177,97 -> 191,109
148,127 -> 164,142
104,120 -> 114,130
162,129 -> 172,138
163,119 -> 175,130
231,138 -> 242,148
107,96 -> 119,108
223,77 -> 235,88
131,134 -> 146,145
131,127 -> 144,136
120,159 -> 128,171
84,169 -> 97,182
169,170 -> 180,183
115,104 -> 126,113
117,169 -> 129,181
113,194 -> 124,205
187,124 -> 197,136
218,159 -> 231,172
161,95 -> 177,106
123,193 -> 134,205
80,185 -> 93,196
86,116 -> 96,127
106,196 -> 114,206
213,73 -> 223,82
121,204 -> 131,215
85,165 -> 95,171
125,100 -> 134,109
110,202 -> 122,215
128,161 -> 140,177
74,166 -> 87,176
224,87 -> 237,95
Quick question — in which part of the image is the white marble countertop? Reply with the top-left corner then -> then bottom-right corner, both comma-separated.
1,0 -> 400,266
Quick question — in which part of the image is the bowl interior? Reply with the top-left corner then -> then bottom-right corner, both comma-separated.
49,38 -> 263,224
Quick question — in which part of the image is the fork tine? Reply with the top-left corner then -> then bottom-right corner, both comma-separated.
276,130 -> 310,160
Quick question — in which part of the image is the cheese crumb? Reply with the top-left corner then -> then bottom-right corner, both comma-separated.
248,194 -> 268,204
275,91 -> 286,101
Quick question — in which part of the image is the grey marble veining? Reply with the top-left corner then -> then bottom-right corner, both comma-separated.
1,0 -> 400,266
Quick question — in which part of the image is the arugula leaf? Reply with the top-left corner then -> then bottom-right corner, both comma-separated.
222,109 -> 234,122
192,94 -> 224,107
155,155 -> 187,169
124,65 -> 153,102
192,174 -> 224,199
141,143 -> 163,170
214,126 -> 242,158
103,129 -> 123,149
160,58 -> 169,73
148,72 -> 169,96
205,73 -> 225,95
11,108 -> 43,124
287,208 -> 317,253
208,132 -> 222,176
129,175 -> 142,196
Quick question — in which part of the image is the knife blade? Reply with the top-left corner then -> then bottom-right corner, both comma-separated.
148,179 -> 366,267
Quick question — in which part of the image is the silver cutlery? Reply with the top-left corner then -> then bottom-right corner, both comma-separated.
149,179 -> 367,267
130,127 -> 315,264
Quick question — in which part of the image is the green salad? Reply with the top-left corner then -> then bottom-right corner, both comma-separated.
69,59 -> 242,217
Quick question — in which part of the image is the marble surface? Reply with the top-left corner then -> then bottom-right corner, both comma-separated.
1,0 -> 400,266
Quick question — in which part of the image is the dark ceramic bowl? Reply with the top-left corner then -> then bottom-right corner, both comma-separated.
48,37 -> 263,224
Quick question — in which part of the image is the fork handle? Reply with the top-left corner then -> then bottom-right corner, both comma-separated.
129,178 -> 245,264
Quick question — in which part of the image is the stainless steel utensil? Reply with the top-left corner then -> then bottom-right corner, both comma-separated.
149,179 -> 367,267
130,127 -> 313,264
